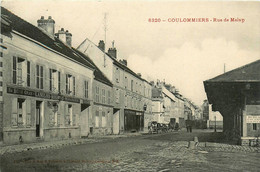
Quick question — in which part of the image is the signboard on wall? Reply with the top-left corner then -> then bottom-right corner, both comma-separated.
246,115 -> 260,123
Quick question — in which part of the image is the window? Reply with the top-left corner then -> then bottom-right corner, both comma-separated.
84,80 -> 89,98
13,56 -> 17,84
68,104 -> 73,125
116,68 -> 120,83
102,89 -> 105,104
107,90 -> 111,104
49,69 -> 60,92
66,74 -> 75,95
95,110 -> 99,127
11,98 -> 31,127
73,77 -> 76,96
58,72 -> 61,93
101,111 -> 106,127
95,86 -> 100,102
13,56 -> 28,86
27,61 -> 30,87
0,52 -> 2,57
36,64 -> 44,89
115,89 -> 120,103
48,102 -> 59,126
124,95 -> 127,107
253,123 -> 257,130
131,80 -> 133,91
125,77 -> 128,89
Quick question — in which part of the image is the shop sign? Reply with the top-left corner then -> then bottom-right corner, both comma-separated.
7,86 -> 80,103
246,115 -> 260,123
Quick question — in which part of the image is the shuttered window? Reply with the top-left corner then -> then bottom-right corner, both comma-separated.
13,56 -> 17,84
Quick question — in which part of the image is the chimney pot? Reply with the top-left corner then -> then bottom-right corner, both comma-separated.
108,47 -> 117,59
98,40 -> 105,51
48,16 -> 52,19
61,28 -> 64,31
37,16 -> 55,37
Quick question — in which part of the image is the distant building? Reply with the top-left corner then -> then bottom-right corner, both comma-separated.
152,81 -> 186,128
204,60 -> 260,145
202,100 -> 209,120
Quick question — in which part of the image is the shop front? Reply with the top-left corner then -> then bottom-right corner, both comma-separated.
124,109 -> 144,132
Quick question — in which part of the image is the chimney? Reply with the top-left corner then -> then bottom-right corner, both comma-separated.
119,59 -> 127,66
55,28 -> 66,43
55,28 -> 72,46
98,40 -> 105,51
65,30 -> 72,46
37,16 -> 55,36
107,41 -> 117,58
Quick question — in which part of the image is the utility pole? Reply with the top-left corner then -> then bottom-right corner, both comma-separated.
103,13 -> 108,67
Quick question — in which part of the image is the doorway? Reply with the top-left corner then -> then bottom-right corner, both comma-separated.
36,101 -> 42,137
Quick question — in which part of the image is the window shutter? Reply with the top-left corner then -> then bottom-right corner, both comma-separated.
26,99 -> 31,126
11,98 -> 18,126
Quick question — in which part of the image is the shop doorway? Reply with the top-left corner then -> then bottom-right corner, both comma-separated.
36,101 -> 42,137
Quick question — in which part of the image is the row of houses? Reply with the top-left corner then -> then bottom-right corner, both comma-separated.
0,7 -> 199,145
151,81 -> 201,129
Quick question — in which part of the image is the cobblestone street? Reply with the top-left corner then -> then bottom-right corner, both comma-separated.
1,130 -> 260,172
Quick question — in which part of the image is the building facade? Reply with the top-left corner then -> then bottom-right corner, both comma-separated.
1,7 -> 94,144
75,49 -> 114,136
77,39 -> 152,134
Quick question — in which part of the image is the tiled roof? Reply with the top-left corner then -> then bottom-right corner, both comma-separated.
1,7 -> 95,70
205,60 -> 260,82
73,49 -> 113,87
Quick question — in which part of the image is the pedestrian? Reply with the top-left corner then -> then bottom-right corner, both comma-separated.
186,120 -> 190,132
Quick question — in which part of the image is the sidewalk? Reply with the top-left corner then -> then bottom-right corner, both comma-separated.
0,132 -> 145,156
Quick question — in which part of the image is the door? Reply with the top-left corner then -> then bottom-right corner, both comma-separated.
36,101 -> 41,137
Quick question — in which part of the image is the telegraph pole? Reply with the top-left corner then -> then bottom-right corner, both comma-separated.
103,13 -> 108,67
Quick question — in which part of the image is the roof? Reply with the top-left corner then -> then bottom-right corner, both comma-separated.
106,53 -> 151,83
73,48 -> 113,87
205,60 -> 260,83
1,7 -> 95,70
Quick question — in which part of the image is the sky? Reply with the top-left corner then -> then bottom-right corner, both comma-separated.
2,0 -> 260,106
